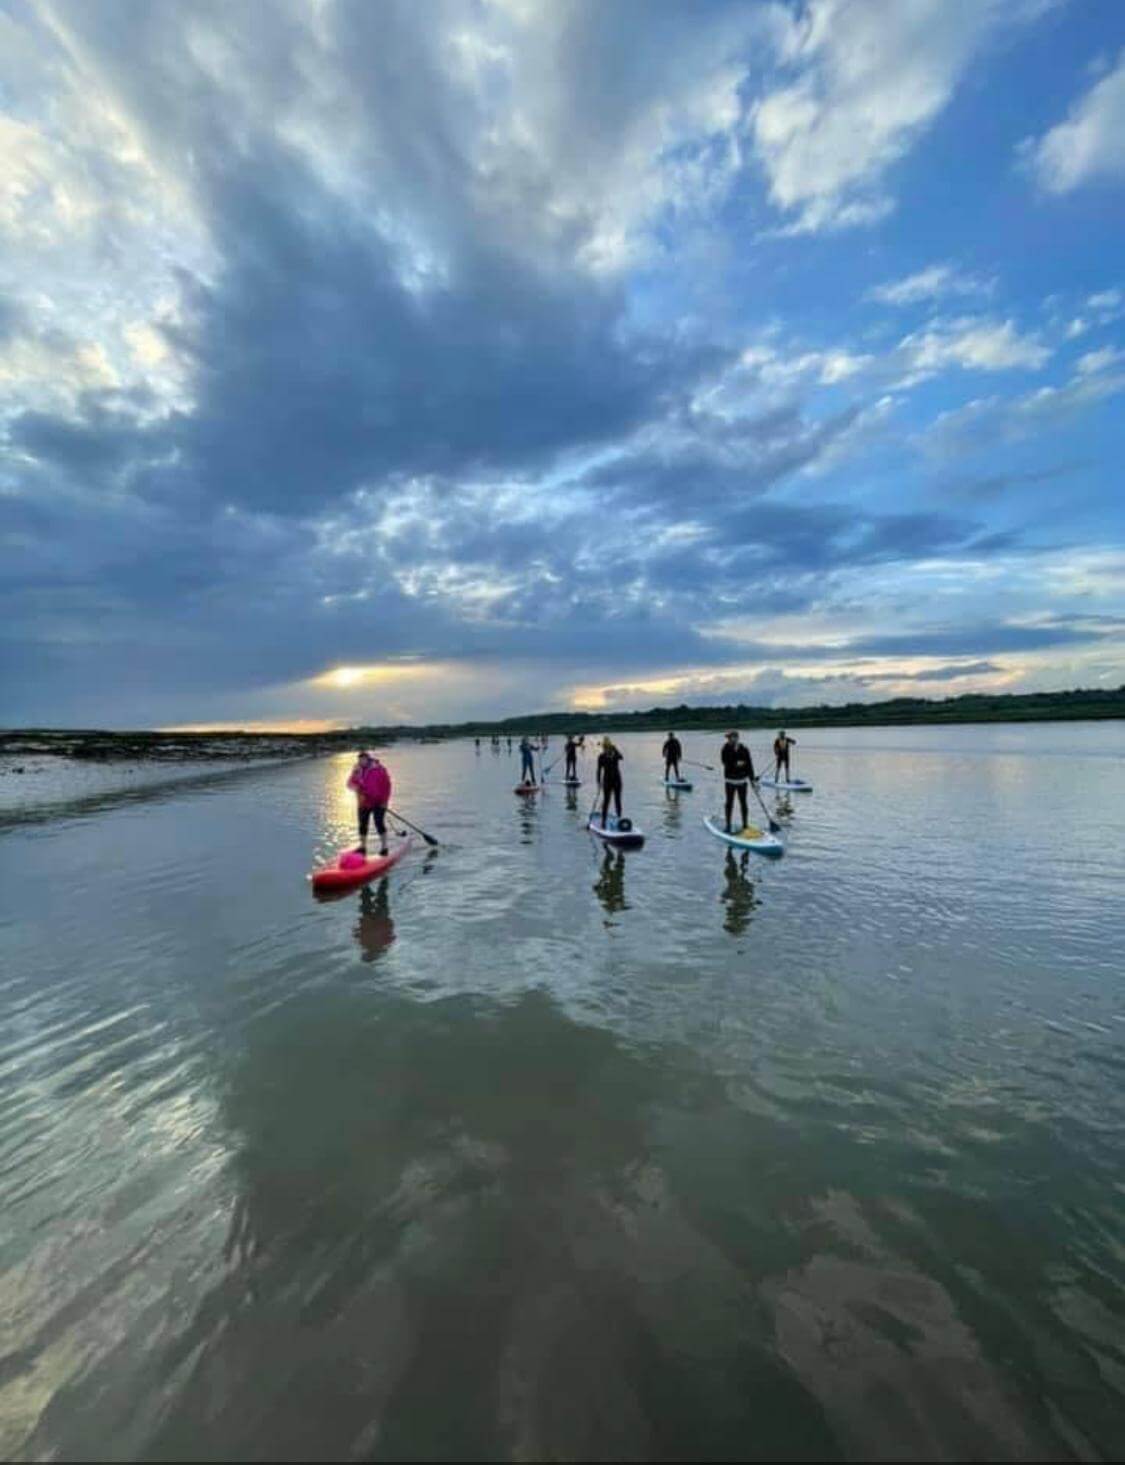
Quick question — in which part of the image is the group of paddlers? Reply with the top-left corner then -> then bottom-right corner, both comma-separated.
346,729 -> 800,851
514,728 -> 799,832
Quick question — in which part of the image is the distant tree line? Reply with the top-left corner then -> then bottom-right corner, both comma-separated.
4,685 -> 1122,758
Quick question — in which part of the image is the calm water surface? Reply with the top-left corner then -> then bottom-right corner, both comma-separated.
1,723 -> 1123,1461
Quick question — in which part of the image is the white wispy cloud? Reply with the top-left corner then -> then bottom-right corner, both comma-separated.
1088,288 -> 1123,312
750,0 -> 1042,233
927,368 -> 1125,455
895,317 -> 1050,382
866,262 -> 993,306
1075,346 -> 1123,376
1026,48 -> 1125,192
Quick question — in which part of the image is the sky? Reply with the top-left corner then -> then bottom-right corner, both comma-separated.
2,0 -> 1124,730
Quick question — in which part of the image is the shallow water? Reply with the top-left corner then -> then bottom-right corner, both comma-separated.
1,722 -> 1123,1461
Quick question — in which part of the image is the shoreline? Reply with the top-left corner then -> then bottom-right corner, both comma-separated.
3,695 -> 1123,767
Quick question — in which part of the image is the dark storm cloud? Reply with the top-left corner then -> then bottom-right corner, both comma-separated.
31,0 -> 732,518
177,147 -> 689,513
9,400 -> 163,480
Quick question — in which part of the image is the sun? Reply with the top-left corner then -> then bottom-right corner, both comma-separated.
327,666 -> 366,689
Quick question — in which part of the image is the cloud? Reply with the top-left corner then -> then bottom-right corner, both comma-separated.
1087,288 -> 1123,313
750,0 -> 1043,233
941,460 -> 1087,499
1026,49 -> 1125,193
894,317 -> 1050,380
866,262 -> 993,306
2,1 -> 1122,727
1075,346 -> 1123,376
927,368 -> 1125,455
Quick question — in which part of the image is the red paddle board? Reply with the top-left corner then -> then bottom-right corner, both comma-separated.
310,835 -> 413,893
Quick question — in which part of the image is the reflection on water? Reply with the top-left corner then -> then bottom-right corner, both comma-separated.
660,787 -> 685,839
354,881 -> 396,964
2,724 -> 1124,1461
720,850 -> 757,936
593,847 -> 628,918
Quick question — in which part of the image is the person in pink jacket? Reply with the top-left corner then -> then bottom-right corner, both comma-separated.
346,750 -> 392,856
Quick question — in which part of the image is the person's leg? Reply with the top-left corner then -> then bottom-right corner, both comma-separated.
374,805 -> 388,856
724,783 -> 734,831
737,784 -> 748,828
358,805 -> 371,849
600,783 -> 610,824
611,780 -> 622,819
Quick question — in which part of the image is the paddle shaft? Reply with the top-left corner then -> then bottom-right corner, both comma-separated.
750,777 -> 783,834
385,807 -> 439,847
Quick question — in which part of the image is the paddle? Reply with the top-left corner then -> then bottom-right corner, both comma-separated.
749,775 -> 783,835
385,807 -> 440,848
683,757 -> 716,772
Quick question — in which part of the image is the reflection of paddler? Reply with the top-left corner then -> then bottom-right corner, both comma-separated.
354,880 -> 395,963
593,846 -> 627,915
721,849 -> 755,936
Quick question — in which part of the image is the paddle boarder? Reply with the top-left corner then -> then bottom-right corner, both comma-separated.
662,730 -> 683,782
720,730 -> 756,833
518,735 -> 537,785
347,749 -> 392,856
596,736 -> 625,825
773,730 -> 796,781
564,734 -> 580,781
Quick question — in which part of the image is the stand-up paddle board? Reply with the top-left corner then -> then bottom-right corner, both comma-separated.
563,778 -> 582,787
759,776 -> 812,792
514,784 -> 542,796
703,816 -> 783,856
664,778 -> 693,791
587,814 -> 645,849
311,835 -> 413,893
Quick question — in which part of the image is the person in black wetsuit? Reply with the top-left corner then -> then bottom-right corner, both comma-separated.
773,730 -> 796,781
596,737 -> 624,824
720,729 -> 756,832
564,735 -> 579,780
518,735 -> 537,784
662,730 -> 683,782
